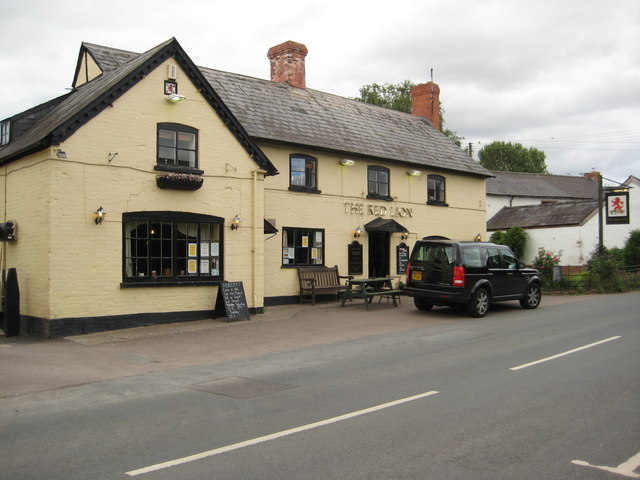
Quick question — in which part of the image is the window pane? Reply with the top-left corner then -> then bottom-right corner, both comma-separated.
291,171 -> 305,186
177,132 -> 195,150
158,130 -> 176,147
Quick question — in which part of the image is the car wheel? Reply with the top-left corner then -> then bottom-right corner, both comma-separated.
520,283 -> 541,309
466,288 -> 489,318
414,297 -> 434,311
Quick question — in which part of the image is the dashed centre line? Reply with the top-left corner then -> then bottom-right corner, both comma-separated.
126,390 -> 439,476
510,336 -> 621,371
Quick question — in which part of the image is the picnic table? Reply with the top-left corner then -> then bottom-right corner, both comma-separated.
340,277 -> 403,310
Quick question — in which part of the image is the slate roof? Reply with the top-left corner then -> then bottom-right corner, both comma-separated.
487,200 -> 599,230
0,38 -> 276,175
1,39 -> 490,179
202,68 -> 490,177
487,171 -> 598,199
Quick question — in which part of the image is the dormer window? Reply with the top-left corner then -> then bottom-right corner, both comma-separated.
0,121 -> 9,146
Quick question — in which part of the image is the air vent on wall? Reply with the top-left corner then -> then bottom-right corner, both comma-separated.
167,64 -> 177,80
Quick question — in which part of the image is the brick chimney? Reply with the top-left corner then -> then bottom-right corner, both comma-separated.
411,82 -> 440,130
267,41 -> 308,89
584,171 -> 601,182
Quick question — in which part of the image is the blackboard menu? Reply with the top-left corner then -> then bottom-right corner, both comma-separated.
397,243 -> 409,274
214,281 -> 250,322
348,241 -> 363,275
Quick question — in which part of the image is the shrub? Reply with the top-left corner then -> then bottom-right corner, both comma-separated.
586,247 -> 626,293
623,229 -> 640,268
490,227 -> 528,259
505,226 -> 528,259
532,248 -> 561,282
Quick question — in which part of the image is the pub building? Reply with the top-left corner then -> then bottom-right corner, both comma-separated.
0,38 -> 491,337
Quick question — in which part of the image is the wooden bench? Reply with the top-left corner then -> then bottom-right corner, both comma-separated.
297,265 -> 353,305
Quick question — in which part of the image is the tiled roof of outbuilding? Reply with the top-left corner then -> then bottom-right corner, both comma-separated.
487,170 -> 598,199
487,200 -> 599,230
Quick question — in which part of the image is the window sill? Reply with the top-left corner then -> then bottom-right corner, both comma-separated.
367,194 -> 393,202
288,186 -> 321,194
121,279 -> 220,288
154,165 -> 204,176
427,200 -> 449,207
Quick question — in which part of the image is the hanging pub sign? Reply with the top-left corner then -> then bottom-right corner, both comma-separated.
606,190 -> 630,224
397,242 -> 409,274
348,241 -> 363,276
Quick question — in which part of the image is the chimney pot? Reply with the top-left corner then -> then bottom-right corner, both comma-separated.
411,82 -> 441,130
267,40 -> 308,89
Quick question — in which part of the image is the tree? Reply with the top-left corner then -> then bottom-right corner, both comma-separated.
354,80 -> 466,147
354,80 -> 414,113
478,141 -> 548,173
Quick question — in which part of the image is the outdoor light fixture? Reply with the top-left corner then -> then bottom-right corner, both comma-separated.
474,233 -> 482,242
95,206 -> 106,225
231,214 -> 241,230
407,169 -> 422,176
339,159 -> 355,167
166,93 -> 186,103
354,226 -> 362,238
401,231 -> 409,240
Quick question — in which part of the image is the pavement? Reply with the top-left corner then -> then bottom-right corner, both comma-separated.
0,295 -> 593,399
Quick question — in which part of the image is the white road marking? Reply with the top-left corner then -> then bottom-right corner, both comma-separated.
572,450 -> 640,478
126,390 -> 440,476
509,336 -> 621,371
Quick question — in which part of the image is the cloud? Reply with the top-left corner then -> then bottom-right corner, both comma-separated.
1,0 -> 639,182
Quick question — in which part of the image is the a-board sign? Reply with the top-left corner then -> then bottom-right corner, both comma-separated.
397,243 -> 409,274
214,281 -> 250,322
348,241 -> 363,276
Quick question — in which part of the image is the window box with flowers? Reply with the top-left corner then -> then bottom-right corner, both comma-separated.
156,173 -> 204,191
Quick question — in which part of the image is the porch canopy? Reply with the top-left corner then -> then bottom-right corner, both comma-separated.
364,217 -> 408,233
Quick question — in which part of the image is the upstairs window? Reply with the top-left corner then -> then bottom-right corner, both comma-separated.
0,121 -> 9,146
427,174 -> 447,206
157,123 -> 198,170
368,166 -> 391,200
289,154 -> 320,193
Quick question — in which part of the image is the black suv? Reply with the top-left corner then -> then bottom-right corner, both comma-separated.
404,240 -> 541,317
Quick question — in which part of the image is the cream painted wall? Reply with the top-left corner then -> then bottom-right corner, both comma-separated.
0,152 -> 53,319
261,144 -> 487,298
10,57 -> 265,321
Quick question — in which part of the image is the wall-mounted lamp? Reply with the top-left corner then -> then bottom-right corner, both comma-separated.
401,231 -> 409,240
474,233 -> 482,242
231,214 -> 241,230
407,169 -> 422,176
166,93 -> 186,103
339,159 -> 355,167
95,206 -> 106,225
353,226 -> 362,238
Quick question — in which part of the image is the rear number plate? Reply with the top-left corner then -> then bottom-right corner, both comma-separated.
412,271 -> 422,281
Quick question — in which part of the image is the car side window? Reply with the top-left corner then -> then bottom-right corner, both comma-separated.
462,247 -> 482,267
500,249 -> 518,269
486,248 -> 501,268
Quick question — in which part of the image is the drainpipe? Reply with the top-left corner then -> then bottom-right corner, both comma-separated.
252,170 -> 267,309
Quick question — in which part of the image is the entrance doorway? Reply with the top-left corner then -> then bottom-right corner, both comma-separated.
368,231 -> 390,278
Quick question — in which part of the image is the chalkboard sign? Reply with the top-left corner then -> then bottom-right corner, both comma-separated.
214,281 -> 250,322
397,243 -> 409,274
348,241 -> 363,275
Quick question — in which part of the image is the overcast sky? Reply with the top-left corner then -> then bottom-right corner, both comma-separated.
1,0 -> 639,183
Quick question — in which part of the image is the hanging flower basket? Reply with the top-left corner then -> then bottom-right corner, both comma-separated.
156,173 -> 203,191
